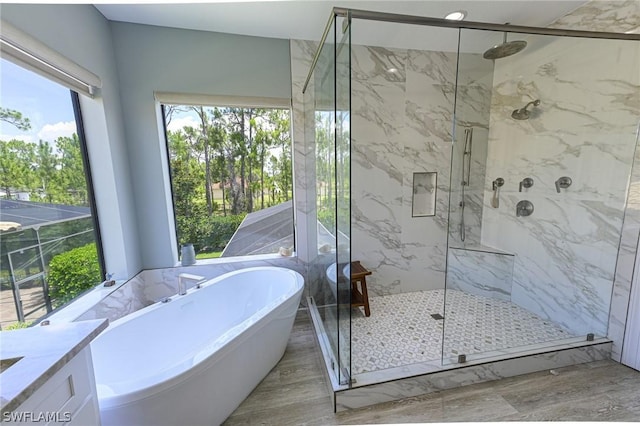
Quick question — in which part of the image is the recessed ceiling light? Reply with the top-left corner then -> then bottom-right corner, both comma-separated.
445,10 -> 467,21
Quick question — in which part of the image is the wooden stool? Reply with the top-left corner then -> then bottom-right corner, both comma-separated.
350,261 -> 371,317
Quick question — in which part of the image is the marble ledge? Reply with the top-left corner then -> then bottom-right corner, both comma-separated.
44,279 -> 128,323
0,319 -> 108,415
448,244 -> 514,256
172,251 -> 298,268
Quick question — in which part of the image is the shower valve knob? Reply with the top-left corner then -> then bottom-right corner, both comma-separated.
516,200 -> 534,217
519,177 -> 534,192
555,176 -> 572,193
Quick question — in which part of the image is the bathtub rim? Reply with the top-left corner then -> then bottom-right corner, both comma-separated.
92,266 -> 303,409
97,266 -> 302,329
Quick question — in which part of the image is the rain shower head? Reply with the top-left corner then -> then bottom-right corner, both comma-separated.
511,100 -> 540,120
483,32 -> 527,60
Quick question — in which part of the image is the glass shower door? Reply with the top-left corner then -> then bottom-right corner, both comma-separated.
335,15 -> 352,384
308,22 -> 341,380
444,27 -> 640,365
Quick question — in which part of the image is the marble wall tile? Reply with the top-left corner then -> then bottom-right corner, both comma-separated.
75,256 -> 306,324
75,274 -> 149,323
548,0 -> 640,33
447,248 -> 514,301
449,54 -> 494,247
549,0 -> 640,361
483,20 -> 640,337
610,137 -> 640,360
350,47 -> 493,296
290,40 -> 319,268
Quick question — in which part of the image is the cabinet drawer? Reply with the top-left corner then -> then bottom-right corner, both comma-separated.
11,347 -> 97,425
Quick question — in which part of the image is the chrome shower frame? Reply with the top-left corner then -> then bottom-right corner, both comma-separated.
303,8 -> 639,93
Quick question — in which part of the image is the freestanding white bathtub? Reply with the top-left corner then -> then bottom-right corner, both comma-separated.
90,266 -> 304,426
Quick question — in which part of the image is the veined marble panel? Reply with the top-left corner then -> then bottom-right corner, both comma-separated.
482,18 -> 640,340
557,0 -> 640,361
483,192 -> 623,335
290,40 -> 318,265
447,248 -> 514,301
549,0 -> 640,33
350,47 -> 494,296
75,274 -> 149,323
449,52 -> 494,247
351,44 -> 408,296
77,256 -> 306,325
141,256 -> 304,301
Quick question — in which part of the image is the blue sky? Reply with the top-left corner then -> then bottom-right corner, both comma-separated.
0,58 -> 78,144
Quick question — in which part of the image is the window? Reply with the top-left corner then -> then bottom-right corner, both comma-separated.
161,102 -> 293,260
0,58 -> 104,329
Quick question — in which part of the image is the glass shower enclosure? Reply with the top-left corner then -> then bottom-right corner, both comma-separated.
302,7 -> 640,388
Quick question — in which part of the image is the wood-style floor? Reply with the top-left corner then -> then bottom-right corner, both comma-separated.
224,310 -> 640,425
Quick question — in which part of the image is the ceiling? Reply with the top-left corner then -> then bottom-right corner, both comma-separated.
95,1 -> 590,52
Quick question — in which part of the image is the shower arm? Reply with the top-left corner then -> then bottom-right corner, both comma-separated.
520,100 -> 540,112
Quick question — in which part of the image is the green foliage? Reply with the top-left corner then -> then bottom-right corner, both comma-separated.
206,215 -> 245,251
195,251 -> 222,260
165,106 -> 292,254
0,139 -> 35,197
3,321 -> 33,330
0,134 -> 87,205
178,214 -> 246,253
47,243 -> 101,307
317,208 -> 336,233
0,107 -> 31,131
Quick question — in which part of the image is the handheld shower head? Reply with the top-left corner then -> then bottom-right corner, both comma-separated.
511,99 -> 540,120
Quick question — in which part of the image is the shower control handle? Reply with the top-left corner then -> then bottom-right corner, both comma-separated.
555,176 -> 572,193
516,200 -> 534,217
491,178 -> 504,208
519,177 -> 534,192
492,177 -> 504,191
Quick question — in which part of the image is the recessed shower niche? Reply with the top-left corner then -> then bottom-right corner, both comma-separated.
412,172 -> 437,217
298,5 -> 640,411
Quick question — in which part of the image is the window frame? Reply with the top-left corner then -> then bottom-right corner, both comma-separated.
70,90 -> 106,280
159,96 -> 296,263
0,59 -> 105,325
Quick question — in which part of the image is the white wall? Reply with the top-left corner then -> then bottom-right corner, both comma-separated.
0,5 -> 295,274
109,22 -> 292,269
0,4 -> 142,280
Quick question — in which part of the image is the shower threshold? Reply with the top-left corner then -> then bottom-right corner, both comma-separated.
308,290 -> 612,411
336,336 -> 611,411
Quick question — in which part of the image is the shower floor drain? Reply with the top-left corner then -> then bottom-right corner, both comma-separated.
430,313 -> 444,320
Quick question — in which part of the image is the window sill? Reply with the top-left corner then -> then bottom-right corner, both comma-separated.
43,279 -> 128,324
174,252 -> 298,268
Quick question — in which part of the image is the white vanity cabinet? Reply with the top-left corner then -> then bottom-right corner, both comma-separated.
8,346 -> 100,426
0,319 -> 107,426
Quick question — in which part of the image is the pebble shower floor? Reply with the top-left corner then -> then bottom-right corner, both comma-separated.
351,289 -> 573,375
